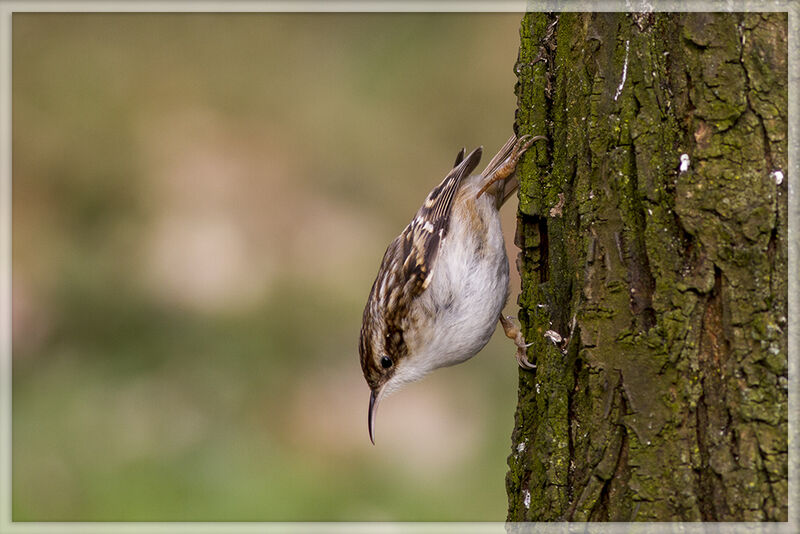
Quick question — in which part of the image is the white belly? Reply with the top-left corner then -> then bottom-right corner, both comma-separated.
410,185 -> 510,372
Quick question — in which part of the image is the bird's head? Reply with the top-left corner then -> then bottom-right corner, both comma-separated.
359,267 -> 435,444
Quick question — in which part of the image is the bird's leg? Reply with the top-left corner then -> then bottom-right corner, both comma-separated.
476,134 -> 545,199
499,314 -> 536,370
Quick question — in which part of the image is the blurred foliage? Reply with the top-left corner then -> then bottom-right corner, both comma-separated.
12,12 -> 524,521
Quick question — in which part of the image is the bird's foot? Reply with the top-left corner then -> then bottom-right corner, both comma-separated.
499,315 -> 536,370
476,134 -> 545,199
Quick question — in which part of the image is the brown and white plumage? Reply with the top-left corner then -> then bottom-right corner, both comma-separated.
359,134 -> 542,443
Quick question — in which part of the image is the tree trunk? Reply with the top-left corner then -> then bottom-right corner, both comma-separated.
506,12 -> 788,522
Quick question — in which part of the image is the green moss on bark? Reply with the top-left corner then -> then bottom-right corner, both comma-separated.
507,12 -> 787,522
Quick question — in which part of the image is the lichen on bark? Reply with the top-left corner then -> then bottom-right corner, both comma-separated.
506,12 -> 787,522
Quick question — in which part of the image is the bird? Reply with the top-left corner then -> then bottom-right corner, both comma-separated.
359,134 -> 545,444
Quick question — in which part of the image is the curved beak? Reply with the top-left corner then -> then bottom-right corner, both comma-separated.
368,387 -> 385,445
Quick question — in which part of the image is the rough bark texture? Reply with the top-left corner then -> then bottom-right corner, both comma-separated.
506,13 -> 788,522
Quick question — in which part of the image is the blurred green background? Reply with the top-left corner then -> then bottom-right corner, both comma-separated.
12,12 -> 525,521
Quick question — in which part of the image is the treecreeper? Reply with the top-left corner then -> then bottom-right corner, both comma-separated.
359,134 -> 545,443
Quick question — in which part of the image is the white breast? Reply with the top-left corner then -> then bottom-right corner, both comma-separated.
400,178 -> 510,381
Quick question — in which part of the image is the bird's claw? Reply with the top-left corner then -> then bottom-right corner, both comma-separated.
499,315 -> 536,371
516,349 -> 537,370
476,134 -> 546,199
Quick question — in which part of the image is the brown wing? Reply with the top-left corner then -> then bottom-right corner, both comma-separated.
453,147 -> 466,167
399,146 -> 482,295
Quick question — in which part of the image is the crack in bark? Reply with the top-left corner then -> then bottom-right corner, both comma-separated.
738,18 -> 776,173
588,372 -> 631,521
538,217 -> 550,283
621,148 -> 656,331
753,436 -> 779,519
694,266 -> 733,520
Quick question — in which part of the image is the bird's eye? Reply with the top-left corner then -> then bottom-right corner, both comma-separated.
380,356 -> 393,369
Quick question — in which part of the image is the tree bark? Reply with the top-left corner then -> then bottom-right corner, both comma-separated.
506,12 -> 788,522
